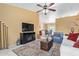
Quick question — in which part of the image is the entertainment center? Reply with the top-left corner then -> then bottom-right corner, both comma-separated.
20,22 -> 35,44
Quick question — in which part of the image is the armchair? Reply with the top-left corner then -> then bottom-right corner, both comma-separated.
52,32 -> 63,44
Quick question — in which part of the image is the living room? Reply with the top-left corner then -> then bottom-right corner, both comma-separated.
0,3 -> 79,56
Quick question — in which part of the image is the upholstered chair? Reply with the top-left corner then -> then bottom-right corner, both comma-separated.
52,32 -> 63,44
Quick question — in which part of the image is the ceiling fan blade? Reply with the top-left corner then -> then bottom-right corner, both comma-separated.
48,9 -> 56,11
36,9 -> 43,13
37,4 -> 43,8
48,3 -> 55,7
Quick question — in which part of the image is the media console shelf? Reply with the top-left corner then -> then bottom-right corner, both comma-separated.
20,32 -> 35,44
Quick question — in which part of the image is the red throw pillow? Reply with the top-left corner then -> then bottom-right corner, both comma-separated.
68,33 -> 79,42
73,40 -> 79,48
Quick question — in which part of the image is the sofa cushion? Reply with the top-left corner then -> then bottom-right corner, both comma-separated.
53,36 -> 63,44
73,40 -> 79,48
68,33 -> 79,42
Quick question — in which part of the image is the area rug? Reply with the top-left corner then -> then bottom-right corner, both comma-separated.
13,40 -> 60,56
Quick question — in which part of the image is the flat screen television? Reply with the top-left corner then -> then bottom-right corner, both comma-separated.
22,23 -> 34,32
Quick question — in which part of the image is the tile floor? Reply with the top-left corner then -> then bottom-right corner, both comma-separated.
0,44 -> 24,56
0,49 -> 17,56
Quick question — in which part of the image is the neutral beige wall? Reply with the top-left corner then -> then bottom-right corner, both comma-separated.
0,4 -> 40,46
56,15 -> 79,34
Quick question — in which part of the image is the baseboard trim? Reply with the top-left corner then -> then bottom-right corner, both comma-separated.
9,44 -> 17,49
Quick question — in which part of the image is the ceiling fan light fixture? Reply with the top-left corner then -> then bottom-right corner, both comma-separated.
36,3 -> 56,15
42,9 -> 49,14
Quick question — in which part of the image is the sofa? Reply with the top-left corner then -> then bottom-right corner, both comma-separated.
60,34 -> 79,56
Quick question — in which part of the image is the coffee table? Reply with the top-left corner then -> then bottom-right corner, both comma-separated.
40,39 -> 53,51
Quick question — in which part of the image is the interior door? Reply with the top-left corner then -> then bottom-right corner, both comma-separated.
0,21 -> 8,49
0,21 -> 2,49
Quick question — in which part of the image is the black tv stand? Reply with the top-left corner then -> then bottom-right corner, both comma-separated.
20,32 -> 35,44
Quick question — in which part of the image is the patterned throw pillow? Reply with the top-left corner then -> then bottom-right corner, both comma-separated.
68,33 -> 79,42
73,40 -> 79,48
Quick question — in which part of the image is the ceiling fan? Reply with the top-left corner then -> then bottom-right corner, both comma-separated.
36,3 -> 56,15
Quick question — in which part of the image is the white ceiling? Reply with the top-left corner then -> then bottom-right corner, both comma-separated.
8,3 -> 56,12
56,3 -> 79,17
8,3 -> 79,17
